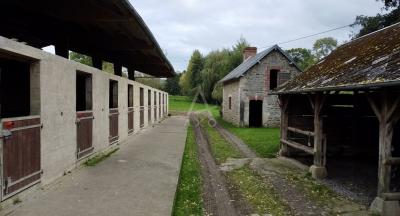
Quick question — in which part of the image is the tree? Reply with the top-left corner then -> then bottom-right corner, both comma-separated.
352,0 -> 400,38
164,73 -> 181,95
185,50 -> 204,95
286,48 -> 316,71
69,52 -> 92,66
313,37 -> 338,60
179,70 -> 191,95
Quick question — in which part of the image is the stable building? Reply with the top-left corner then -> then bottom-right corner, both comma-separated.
220,45 -> 301,127
272,23 -> 400,215
0,0 -> 172,201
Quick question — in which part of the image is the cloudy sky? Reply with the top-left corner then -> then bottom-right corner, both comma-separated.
131,0 -> 384,72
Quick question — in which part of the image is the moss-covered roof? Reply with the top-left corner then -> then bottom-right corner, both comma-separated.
273,23 -> 400,94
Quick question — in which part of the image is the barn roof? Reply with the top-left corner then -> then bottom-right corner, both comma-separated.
219,45 -> 301,83
0,0 -> 174,77
273,23 -> 400,94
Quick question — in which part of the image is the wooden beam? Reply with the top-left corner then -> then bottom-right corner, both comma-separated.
281,139 -> 314,155
55,45 -> 69,58
381,193 -> 400,201
279,95 -> 290,156
288,127 -> 314,137
383,157 -> 400,165
114,63 -> 122,76
128,68 -> 135,81
313,94 -> 325,167
92,57 -> 102,70
366,93 -> 383,122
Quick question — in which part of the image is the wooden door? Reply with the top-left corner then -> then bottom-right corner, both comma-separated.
109,108 -> 119,144
76,111 -> 93,158
1,116 -> 41,199
128,107 -> 134,134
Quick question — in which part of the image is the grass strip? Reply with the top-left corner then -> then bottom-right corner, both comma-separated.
200,116 -> 241,164
172,125 -> 204,216
227,167 -> 291,216
85,148 -> 119,166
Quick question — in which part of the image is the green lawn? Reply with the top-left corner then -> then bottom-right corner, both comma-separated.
213,114 -> 280,158
169,95 -> 219,115
172,125 -> 204,216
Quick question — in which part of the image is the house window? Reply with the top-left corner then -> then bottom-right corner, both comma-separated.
269,69 -> 279,90
229,97 -> 232,110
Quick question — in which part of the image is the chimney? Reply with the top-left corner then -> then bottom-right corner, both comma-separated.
243,47 -> 257,61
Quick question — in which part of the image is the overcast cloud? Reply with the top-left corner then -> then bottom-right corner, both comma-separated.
131,0 -> 384,71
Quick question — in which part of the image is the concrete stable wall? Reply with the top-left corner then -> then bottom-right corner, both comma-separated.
0,36 -> 169,189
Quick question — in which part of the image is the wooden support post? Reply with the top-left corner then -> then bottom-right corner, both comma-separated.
114,64 -> 122,76
55,45 -> 69,59
128,68 -> 135,81
309,93 -> 327,179
367,91 -> 400,215
92,57 -> 102,70
279,95 -> 290,156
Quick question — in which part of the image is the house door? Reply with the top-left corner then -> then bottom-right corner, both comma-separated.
0,58 -> 41,200
249,100 -> 263,127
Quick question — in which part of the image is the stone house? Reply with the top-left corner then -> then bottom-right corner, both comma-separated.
220,45 -> 301,127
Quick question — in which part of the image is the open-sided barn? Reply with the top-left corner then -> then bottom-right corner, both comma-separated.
272,23 -> 400,215
0,0 -> 171,201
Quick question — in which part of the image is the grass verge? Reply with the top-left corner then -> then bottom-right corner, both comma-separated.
200,116 -> 241,164
172,125 -> 204,216
227,166 -> 291,216
85,148 -> 119,166
214,114 -> 280,158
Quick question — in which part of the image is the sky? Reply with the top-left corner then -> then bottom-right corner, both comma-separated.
130,0 -> 385,72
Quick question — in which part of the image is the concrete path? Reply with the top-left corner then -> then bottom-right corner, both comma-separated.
4,116 -> 188,216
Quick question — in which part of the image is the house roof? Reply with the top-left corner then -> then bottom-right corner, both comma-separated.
0,0 -> 175,77
219,45 -> 301,83
273,22 -> 400,94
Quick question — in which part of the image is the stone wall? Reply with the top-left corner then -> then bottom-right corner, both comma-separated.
222,80 -> 240,126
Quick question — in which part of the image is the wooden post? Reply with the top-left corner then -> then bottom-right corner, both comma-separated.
279,95 -> 290,156
92,57 -> 102,70
55,45 -> 69,59
368,90 -> 400,215
309,93 -> 327,179
128,68 -> 135,81
114,63 -> 122,76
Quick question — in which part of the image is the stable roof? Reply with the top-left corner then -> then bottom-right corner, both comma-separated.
0,0 -> 174,77
273,23 -> 400,94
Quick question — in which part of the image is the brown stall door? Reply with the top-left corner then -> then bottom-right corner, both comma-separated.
154,93 -> 157,121
2,117 -> 41,199
140,88 -> 144,128
128,85 -> 134,134
109,108 -> 119,144
76,112 -> 93,158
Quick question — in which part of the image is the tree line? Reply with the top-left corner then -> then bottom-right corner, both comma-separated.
164,0 -> 399,103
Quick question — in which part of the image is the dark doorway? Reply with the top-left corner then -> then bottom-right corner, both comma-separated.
140,87 -> 144,128
269,69 -> 279,90
249,100 -> 263,127
128,84 -> 134,134
0,58 -> 31,118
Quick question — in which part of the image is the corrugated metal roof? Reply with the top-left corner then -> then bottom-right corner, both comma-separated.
219,45 -> 300,83
273,22 -> 400,94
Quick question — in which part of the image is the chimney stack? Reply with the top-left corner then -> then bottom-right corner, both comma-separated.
243,47 -> 257,61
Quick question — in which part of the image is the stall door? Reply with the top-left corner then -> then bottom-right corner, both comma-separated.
109,80 -> 119,144
140,88 -> 144,128
2,117 -> 41,199
128,84 -> 134,134
76,72 -> 93,158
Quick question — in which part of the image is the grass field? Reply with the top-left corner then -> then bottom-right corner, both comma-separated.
213,115 -> 280,158
169,95 -> 219,115
172,125 -> 204,216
